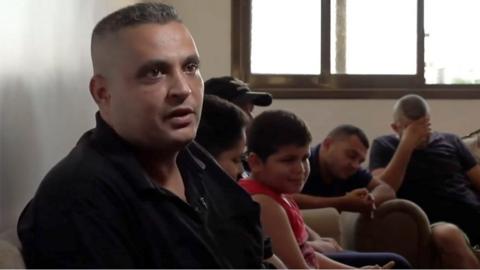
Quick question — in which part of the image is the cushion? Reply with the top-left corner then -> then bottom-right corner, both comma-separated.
462,134 -> 480,163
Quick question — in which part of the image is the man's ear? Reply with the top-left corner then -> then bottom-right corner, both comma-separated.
89,75 -> 110,106
391,122 -> 399,133
323,137 -> 334,150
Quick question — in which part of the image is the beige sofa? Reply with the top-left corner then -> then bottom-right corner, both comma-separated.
0,229 -> 24,268
302,134 -> 480,268
462,133 -> 480,163
302,199 -> 438,268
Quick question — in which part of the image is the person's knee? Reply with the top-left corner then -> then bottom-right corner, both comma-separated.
432,223 -> 466,250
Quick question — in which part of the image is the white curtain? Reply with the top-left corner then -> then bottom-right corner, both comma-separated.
0,0 -> 137,230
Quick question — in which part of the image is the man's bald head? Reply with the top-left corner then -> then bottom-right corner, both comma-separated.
91,2 -> 181,74
393,94 -> 430,124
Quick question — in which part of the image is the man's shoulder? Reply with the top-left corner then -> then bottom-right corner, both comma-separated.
35,134 -> 121,206
186,142 -> 258,205
372,134 -> 399,148
434,132 -> 459,141
345,168 -> 373,189
350,167 -> 372,180
373,134 -> 397,142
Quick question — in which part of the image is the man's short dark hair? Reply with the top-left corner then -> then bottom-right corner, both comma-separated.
327,124 -> 370,149
247,110 -> 312,161
393,94 -> 430,123
92,2 -> 180,39
196,95 -> 249,158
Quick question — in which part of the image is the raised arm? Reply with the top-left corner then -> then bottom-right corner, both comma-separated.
371,118 -> 430,192
366,177 -> 396,205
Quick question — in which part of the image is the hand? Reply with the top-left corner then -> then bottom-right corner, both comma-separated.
361,265 -> 381,269
342,188 -> 375,213
308,238 -> 343,253
382,261 -> 396,269
361,261 -> 395,269
400,117 -> 431,150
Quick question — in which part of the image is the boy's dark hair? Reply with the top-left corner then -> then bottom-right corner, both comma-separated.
327,124 -> 369,149
196,95 -> 249,158
92,2 -> 180,39
247,110 -> 312,161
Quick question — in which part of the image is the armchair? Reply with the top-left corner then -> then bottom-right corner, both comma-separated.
303,199 -> 439,268
0,228 -> 24,268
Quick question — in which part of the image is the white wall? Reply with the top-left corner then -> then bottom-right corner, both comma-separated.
258,99 -> 479,146
1,0 -> 479,231
0,0 -> 136,231
162,0 -> 231,80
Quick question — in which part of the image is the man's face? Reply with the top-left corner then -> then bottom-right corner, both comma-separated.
323,135 -> 367,180
250,144 -> 310,194
392,114 -> 431,149
97,22 -> 203,151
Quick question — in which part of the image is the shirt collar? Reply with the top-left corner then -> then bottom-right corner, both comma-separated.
88,112 -> 207,195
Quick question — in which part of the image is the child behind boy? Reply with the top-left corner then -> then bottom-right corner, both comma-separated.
239,110 -> 410,269
196,95 -> 249,180
195,95 -> 286,268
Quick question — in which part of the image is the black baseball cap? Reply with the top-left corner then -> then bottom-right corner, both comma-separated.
204,76 -> 272,106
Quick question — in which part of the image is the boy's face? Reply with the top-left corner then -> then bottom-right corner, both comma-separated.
250,144 -> 310,194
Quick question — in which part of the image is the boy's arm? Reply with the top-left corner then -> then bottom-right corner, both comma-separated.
305,226 -> 343,253
264,254 -> 287,269
252,194 -> 312,269
252,194 -> 351,269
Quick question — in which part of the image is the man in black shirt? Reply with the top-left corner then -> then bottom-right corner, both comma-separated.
17,3 -> 265,268
370,94 -> 480,268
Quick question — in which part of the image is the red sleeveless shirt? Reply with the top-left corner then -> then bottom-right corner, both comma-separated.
239,179 -> 317,267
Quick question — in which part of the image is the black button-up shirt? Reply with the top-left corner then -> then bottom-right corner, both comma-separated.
18,114 -> 265,268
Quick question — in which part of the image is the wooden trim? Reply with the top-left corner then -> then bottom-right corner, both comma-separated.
266,87 -> 480,99
321,0 -> 331,76
231,0 -> 251,80
416,0 -> 425,85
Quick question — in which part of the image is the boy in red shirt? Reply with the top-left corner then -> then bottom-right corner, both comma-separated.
239,110 -> 410,269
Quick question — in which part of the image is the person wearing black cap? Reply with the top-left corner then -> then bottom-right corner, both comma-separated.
204,76 -> 272,119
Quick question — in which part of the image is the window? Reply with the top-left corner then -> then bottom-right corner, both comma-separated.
232,0 -> 480,98
424,0 -> 480,84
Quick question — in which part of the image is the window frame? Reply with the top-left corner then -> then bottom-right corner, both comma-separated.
231,0 -> 480,99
